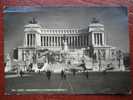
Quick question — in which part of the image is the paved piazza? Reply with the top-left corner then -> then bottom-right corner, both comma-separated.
5,72 -> 131,94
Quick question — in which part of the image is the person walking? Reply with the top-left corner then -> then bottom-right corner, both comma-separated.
81,60 -> 87,71
61,70 -> 66,80
46,70 -> 51,80
20,70 -> 23,78
72,69 -> 76,76
61,70 -> 64,80
85,71 -> 89,79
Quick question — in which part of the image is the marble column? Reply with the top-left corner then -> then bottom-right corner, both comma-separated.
32,34 -> 33,46
94,34 -> 96,45
24,34 -> 26,47
102,33 -> 104,45
86,35 -> 88,46
56,36 -> 58,46
33,34 -> 34,46
43,36 -> 45,46
31,34 -> 33,46
72,36 -> 74,47
46,36 -> 48,46
33,34 -> 35,46
82,35 -> 84,46
42,36 -> 43,46
29,34 -> 30,46
68,36 -> 70,46
100,34 -> 102,45
50,36 -> 51,46
54,36 -> 55,46
48,36 -> 49,47
27,34 -> 28,46
53,36 -> 55,46
34,34 -> 36,46
58,37 -> 59,46
45,36 -> 46,46
92,33 -> 94,46
73,36 -> 75,47
51,36 -> 53,46
53,36 -> 54,46
28,34 -> 29,46
69,36 -> 71,47
41,36 -> 43,46
41,36 -> 42,46
58,37 -> 60,47
30,34 -> 31,46
84,35 -> 87,46
81,36 -> 83,46
30,34 -> 32,46
96,34 -> 98,45
78,36 -> 80,47
44,36 -> 46,46
77,36 -> 79,47
75,36 -> 78,47
98,34 -> 100,45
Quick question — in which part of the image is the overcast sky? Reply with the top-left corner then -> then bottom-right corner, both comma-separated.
4,7 -> 129,56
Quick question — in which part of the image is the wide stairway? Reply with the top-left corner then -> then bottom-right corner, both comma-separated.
42,62 -> 68,73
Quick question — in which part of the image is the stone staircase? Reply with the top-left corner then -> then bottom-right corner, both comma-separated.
42,63 -> 68,73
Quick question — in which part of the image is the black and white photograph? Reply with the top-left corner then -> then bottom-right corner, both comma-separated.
4,7 -> 131,94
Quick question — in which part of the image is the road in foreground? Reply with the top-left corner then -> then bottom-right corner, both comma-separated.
5,72 -> 131,95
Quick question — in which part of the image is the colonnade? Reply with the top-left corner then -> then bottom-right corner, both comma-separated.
41,34 -> 90,47
26,34 -> 36,46
93,33 -> 104,46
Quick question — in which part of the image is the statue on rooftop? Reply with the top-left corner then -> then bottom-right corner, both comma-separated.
29,17 -> 37,24
91,17 -> 99,23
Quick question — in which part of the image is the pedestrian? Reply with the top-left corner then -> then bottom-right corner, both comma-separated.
72,69 -> 76,76
47,70 -> 51,80
85,71 -> 89,79
103,68 -> 107,74
103,63 -> 110,74
64,74 -> 66,80
61,70 -> 66,80
61,70 -> 64,80
80,60 -> 86,71
48,70 -> 50,80
38,70 -> 41,74
67,60 -> 71,67
20,70 -> 23,78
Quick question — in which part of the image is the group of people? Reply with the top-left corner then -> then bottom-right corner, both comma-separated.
45,70 -> 89,81
45,59 -> 89,80
18,59 -> 89,79
18,69 -> 90,80
45,70 -> 67,80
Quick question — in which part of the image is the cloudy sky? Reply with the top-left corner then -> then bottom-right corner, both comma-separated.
4,7 -> 129,56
